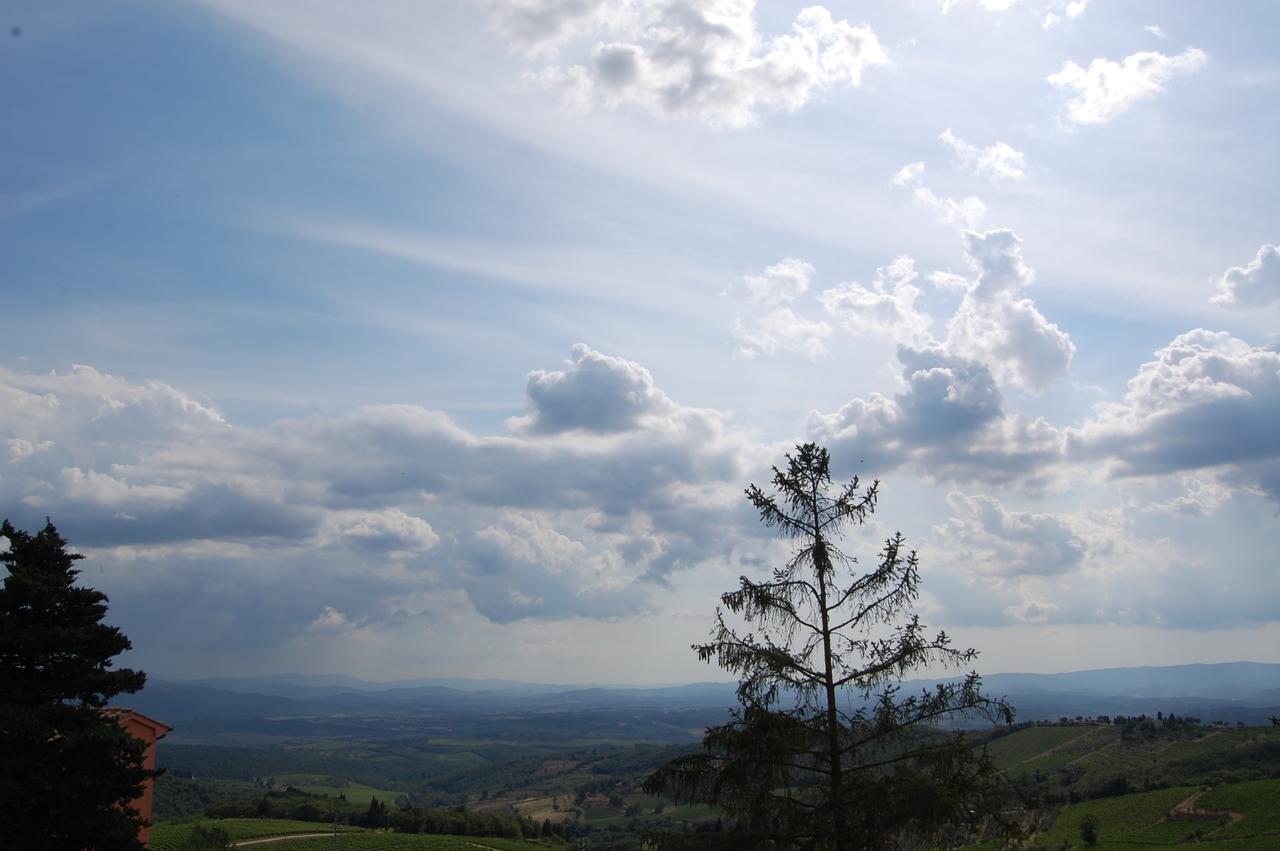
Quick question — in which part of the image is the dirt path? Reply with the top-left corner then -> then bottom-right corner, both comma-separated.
234,834 -> 340,847
1065,737 -> 1116,767
1166,788 -> 1243,825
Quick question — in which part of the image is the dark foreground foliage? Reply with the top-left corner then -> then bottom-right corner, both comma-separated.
0,520 -> 158,850
644,444 -> 1016,850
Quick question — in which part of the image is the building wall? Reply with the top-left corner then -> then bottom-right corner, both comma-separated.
112,711 -> 169,847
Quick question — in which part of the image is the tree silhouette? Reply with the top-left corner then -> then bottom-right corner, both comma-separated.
0,519 -> 156,850
644,443 -> 1013,850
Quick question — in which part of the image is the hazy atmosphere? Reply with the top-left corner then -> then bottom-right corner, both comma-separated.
3,0 -> 1279,684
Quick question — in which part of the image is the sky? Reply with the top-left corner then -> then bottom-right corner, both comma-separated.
2,0 -> 1278,685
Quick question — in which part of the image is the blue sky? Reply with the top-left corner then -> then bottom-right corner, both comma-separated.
2,0 -> 1278,683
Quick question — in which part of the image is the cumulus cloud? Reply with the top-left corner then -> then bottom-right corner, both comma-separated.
806,344 -> 1063,487
7,437 -> 52,462
891,161 -> 925,186
934,491 -> 1087,576
478,0 -> 618,55
891,161 -> 986,230
945,229 -> 1075,391
731,259 -> 832,359
733,309 -> 833,360
1042,0 -> 1089,29
462,511 -> 646,622
1068,330 -> 1280,501
517,2 -> 889,127
321,508 -> 440,555
913,187 -> 987,230
1211,244 -> 1280,308
743,257 -> 813,307
1048,47 -> 1208,125
1144,24 -> 1167,40
508,343 -> 677,434
1141,476 -> 1231,516
0,352 -> 755,636
939,128 -> 1026,181
818,256 -> 933,345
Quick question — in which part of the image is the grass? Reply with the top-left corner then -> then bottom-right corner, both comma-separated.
1035,785 -> 1197,848
150,818 -> 363,850
151,819 -> 554,850
1201,777 -> 1280,841
1029,778 -> 1280,850
275,774 -> 405,807
983,725 -> 1099,773
251,838 -> 551,850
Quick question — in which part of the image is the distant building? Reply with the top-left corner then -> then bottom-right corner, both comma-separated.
104,709 -> 171,847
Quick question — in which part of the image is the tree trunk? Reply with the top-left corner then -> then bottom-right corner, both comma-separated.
814,480 -> 846,851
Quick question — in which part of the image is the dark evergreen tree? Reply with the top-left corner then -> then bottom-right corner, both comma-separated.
644,444 -> 1014,851
0,519 -> 156,850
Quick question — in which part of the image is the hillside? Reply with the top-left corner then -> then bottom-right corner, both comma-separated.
980,720 -> 1280,802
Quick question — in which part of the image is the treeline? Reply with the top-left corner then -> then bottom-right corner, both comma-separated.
389,805 -> 540,838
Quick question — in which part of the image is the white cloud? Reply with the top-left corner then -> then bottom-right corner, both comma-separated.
1048,47 -> 1208,125
1065,0 -> 1090,18
912,187 -> 987,230
1145,24 -> 1167,39
807,345 -> 1064,488
1142,476 -> 1231,516
322,508 -> 440,555
939,128 -> 1026,181
928,271 -> 970,292
934,491 -> 1087,576
521,2 -> 889,127
7,437 -> 52,462
508,343 -> 678,434
892,161 -> 986,230
478,0 -> 619,55
742,257 -> 814,307
58,468 -> 189,509
945,229 -> 1076,391
733,308 -> 833,360
1068,330 -> 1280,501
466,511 -> 645,622
731,259 -> 832,359
1211,244 -> 1280,308
0,351 -> 756,630
818,256 -> 933,345
892,161 -> 925,186
1042,0 -> 1090,29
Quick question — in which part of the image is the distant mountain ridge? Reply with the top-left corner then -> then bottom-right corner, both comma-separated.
127,662 -> 1280,745
175,661 -> 1280,703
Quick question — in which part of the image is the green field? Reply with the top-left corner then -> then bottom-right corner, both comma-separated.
150,818 -> 363,850
237,837 -> 551,850
1201,777 -> 1280,842
1027,778 -> 1280,850
276,774 -> 405,807
1036,785 -> 1199,848
978,722 -> 1280,797
150,819 -> 552,850
983,724 -> 1100,775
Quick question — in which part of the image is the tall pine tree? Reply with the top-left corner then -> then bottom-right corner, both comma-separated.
0,519 -> 157,850
645,444 -> 1014,850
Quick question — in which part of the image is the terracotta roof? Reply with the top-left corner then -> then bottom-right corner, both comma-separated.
103,707 -> 172,738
